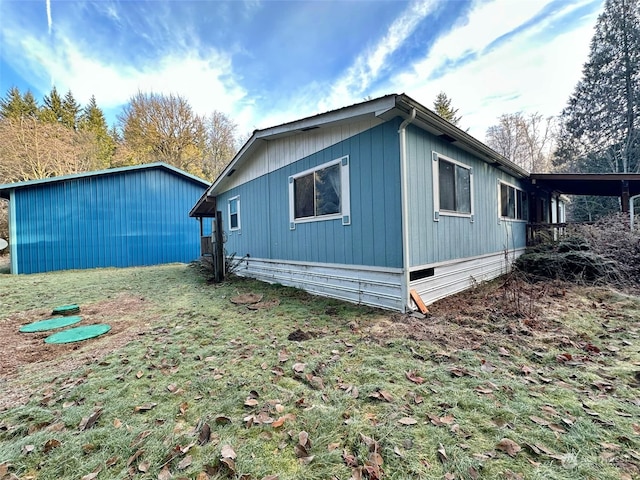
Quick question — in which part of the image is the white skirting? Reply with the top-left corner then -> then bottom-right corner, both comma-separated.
231,249 -> 524,312
410,249 -> 525,306
232,257 -> 405,311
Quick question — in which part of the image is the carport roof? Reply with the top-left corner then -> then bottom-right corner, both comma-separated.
530,173 -> 640,197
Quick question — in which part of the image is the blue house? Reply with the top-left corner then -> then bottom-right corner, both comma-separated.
190,94 -> 561,311
0,162 -> 209,274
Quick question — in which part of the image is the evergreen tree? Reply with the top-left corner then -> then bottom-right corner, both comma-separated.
40,86 -> 64,124
61,90 -> 81,130
0,87 -> 38,119
78,95 -> 115,167
433,91 -> 462,126
557,0 -> 640,173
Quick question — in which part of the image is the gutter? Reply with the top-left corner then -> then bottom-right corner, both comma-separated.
398,108 -> 416,312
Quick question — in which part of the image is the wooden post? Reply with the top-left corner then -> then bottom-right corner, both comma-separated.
621,180 -> 630,213
213,211 -> 224,282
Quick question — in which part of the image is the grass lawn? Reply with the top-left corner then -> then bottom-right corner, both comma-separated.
0,263 -> 639,480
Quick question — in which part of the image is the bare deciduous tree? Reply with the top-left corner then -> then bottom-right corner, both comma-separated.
0,117 -> 101,183
485,112 -> 556,172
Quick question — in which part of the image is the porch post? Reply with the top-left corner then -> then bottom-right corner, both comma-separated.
621,180 -> 630,213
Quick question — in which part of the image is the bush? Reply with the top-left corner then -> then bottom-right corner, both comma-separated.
515,214 -> 639,287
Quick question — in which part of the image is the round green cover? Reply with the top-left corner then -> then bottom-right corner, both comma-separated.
52,304 -> 80,315
19,315 -> 82,333
44,324 -> 111,344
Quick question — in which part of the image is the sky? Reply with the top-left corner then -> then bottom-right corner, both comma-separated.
0,0 -> 604,141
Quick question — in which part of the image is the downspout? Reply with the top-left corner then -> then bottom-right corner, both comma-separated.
399,108 -> 416,312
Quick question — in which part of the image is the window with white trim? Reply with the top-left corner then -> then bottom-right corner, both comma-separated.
289,156 -> 350,229
228,196 -> 240,231
499,182 -> 528,221
432,152 -> 473,220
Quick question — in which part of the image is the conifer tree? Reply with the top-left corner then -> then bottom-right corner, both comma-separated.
78,95 -> 115,167
557,0 -> 640,173
0,87 -> 38,119
433,91 -> 462,126
61,90 -> 81,130
40,86 -> 64,124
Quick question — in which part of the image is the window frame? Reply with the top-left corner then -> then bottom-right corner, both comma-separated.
228,195 -> 241,231
288,156 -> 351,229
432,152 -> 474,221
498,181 -> 528,222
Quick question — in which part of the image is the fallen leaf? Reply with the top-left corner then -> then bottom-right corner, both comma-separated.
529,416 -> 549,426
496,438 -> 521,457
43,439 -> 61,454
126,449 -> 144,467
398,417 -> 418,425
158,465 -> 172,480
178,455 -> 193,470
79,408 -> 103,431
278,350 -> 289,362
437,443 -> 448,462
134,403 -> 157,413
221,445 -> 237,459
292,363 -> 306,373
105,456 -> 119,467
214,415 -> 231,425
22,444 -> 35,455
80,466 -> 102,480
136,370 -> 144,379
368,389 -> 393,402
405,370 -> 425,384
328,442 -> 341,451
480,359 -> 496,373
138,461 -> 150,472
113,418 -> 123,429
633,424 -> 640,435
498,347 -> 510,356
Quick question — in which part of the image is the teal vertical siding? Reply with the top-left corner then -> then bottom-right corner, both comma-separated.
405,124 -> 527,268
218,121 -> 403,269
11,168 -> 207,274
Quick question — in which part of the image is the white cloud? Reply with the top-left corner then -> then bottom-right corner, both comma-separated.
318,0 -> 437,112
388,0 -> 601,139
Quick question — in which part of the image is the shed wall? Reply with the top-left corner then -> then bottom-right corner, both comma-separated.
11,168 -> 205,274
216,121 -> 403,268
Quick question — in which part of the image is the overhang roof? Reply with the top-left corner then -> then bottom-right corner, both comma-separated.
0,162 -> 210,200
530,173 -> 640,197
190,93 -> 527,217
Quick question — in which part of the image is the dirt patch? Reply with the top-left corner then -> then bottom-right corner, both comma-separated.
365,279 -> 620,354
0,294 -> 155,410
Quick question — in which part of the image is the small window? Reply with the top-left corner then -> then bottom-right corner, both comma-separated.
499,183 -> 527,221
289,156 -> 350,228
228,196 -> 240,231
433,152 -> 473,219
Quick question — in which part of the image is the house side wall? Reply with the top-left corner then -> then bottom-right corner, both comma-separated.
405,124 -> 528,269
12,169 -> 206,274
216,120 -> 403,269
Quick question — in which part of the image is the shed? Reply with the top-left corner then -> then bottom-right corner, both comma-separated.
0,162 -> 210,274
193,94 -> 607,311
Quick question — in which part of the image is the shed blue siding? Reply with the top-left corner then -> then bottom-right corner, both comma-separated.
11,168 -> 205,274
405,124 -> 527,268
218,121 -> 403,268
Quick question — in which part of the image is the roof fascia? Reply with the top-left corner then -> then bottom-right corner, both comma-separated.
0,162 -> 209,195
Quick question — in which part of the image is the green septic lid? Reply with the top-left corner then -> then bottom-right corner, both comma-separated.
19,315 -> 82,333
52,304 -> 80,315
44,324 -> 111,344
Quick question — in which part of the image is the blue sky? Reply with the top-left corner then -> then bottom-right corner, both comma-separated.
0,0 -> 603,140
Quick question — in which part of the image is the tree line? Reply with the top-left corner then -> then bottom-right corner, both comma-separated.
0,87 -> 240,184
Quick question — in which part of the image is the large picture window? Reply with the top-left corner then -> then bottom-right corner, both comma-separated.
289,156 -> 350,228
432,152 -> 473,220
499,182 -> 528,221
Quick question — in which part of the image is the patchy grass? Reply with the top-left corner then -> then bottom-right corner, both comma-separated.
0,264 -> 639,480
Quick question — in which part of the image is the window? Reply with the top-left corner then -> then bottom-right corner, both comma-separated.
432,152 -> 473,220
499,182 -> 528,221
228,196 -> 240,231
289,156 -> 350,228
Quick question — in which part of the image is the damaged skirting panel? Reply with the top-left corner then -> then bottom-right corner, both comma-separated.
410,249 -> 526,306
233,257 -> 405,311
